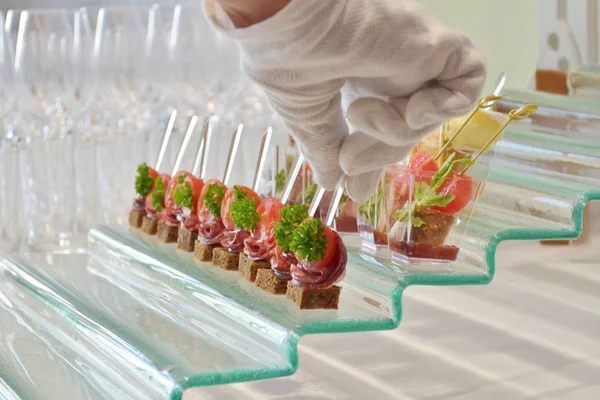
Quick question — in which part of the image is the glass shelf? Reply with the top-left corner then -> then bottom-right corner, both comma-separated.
1,90 -> 600,399
2,167 -> 598,399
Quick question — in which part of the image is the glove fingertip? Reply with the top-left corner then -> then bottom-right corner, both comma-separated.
345,170 -> 383,204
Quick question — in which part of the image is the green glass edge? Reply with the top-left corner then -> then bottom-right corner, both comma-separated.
501,88 -> 600,114
95,192 -> 600,400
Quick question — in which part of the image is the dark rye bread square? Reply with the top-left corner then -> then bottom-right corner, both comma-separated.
286,282 -> 341,310
177,227 -> 198,252
129,209 -> 146,228
238,253 -> 270,282
255,269 -> 288,295
195,244 -> 219,262
141,216 -> 158,235
157,221 -> 178,243
212,247 -> 240,271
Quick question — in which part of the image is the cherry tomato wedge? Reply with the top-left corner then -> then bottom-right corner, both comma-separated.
408,150 -> 439,174
197,179 -> 227,220
182,175 -> 204,213
164,171 -> 191,209
433,172 -> 473,215
145,173 -> 171,214
220,185 -> 262,231
294,222 -> 338,268
254,197 -> 284,239
147,167 -> 159,183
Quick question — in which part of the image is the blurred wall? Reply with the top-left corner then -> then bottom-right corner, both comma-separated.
419,0 -> 540,94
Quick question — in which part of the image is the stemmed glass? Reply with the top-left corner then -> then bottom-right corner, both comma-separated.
92,4 -> 170,224
13,8 -> 94,249
0,12 -> 18,255
167,2 -> 244,176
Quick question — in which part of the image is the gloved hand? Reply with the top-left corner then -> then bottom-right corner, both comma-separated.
204,0 -> 487,204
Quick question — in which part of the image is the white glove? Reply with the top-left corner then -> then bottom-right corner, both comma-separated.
204,0 -> 486,204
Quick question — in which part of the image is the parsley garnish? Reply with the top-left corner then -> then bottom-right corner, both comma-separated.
275,204 -> 309,253
173,182 -> 193,209
177,174 -> 186,184
203,183 -> 226,219
393,153 -> 471,227
299,183 -> 318,205
230,186 -> 260,231
289,218 -> 328,262
358,181 -> 384,227
150,177 -> 166,212
275,169 -> 286,193
135,163 -> 154,198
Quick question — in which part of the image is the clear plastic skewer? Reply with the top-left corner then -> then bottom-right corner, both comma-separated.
325,185 -> 345,228
272,145 -> 279,198
253,128 -> 273,193
192,117 -> 208,178
200,118 -> 215,180
492,70 -> 506,97
223,124 -> 244,186
308,187 -> 326,218
171,115 -> 199,176
155,109 -> 177,172
281,153 -> 305,205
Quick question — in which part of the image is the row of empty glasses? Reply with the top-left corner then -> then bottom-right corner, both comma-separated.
0,3 -> 274,253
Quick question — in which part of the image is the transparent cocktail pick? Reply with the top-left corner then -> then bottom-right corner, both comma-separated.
280,153 -> 305,205
155,109 -> 177,172
434,94 -> 503,161
171,115 -> 198,176
460,104 -> 538,175
191,117 -> 207,178
325,185 -> 345,228
492,70 -> 507,97
271,145 -> 280,198
200,118 -> 216,180
223,123 -> 244,186
253,128 -> 273,192
308,187 -> 326,218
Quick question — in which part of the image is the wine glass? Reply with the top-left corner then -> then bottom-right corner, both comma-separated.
0,12 -> 18,255
166,2 -> 243,173
13,8 -> 94,249
93,4 -> 170,224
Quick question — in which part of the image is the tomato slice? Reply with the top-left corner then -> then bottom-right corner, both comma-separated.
145,173 -> 171,213
183,175 -> 204,213
148,167 -> 159,182
254,197 -> 284,239
220,185 -> 262,230
164,171 -> 190,209
162,171 -> 203,212
311,223 -> 338,269
197,179 -> 226,219
408,150 -> 439,174
433,172 -> 473,215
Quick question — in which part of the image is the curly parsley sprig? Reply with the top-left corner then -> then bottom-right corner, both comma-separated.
299,183 -> 318,205
359,181 -> 385,227
274,204 -> 309,253
230,186 -> 261,231
150,177 -> 166,212
203,183 -> 226,219
275,169 -> 286,193
173,182 -> 193,209
135,163 -> 154,198
289,218 -> 328,262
